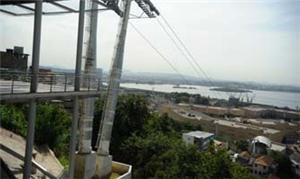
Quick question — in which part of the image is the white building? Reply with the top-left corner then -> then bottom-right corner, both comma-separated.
251,136 -> 286,154
290,153 -> 300,177
182,131 -> 215,150
251,136 -> 272,154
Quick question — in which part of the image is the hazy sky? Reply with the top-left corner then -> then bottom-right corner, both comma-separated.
0,0 -> 299,86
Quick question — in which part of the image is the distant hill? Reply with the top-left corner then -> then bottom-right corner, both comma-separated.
43,66 -> 300,93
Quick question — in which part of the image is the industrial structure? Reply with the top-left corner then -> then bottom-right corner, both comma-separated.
0,46 -> 29,71
0,0 -> 159,178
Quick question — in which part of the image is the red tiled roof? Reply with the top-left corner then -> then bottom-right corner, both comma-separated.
255,155 -> 274,167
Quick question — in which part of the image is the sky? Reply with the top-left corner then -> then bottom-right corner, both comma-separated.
0,0 -> 299,86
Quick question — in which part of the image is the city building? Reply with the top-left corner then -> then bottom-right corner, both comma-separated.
0,46 -> 28,71
250,136 -> 286,154
251,136 -> 272,154
238,151 -> 251,165
252,155 -> 276,176
290,153 -> 300,177
182,131 -> 215,150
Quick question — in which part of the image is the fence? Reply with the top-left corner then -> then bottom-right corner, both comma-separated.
0,71 -> 102,94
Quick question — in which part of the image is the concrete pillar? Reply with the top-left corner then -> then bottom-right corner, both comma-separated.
95,0 -> 132,178
75,0 -> 99,178
68,0 -> 85,178
77,0 -> 98,154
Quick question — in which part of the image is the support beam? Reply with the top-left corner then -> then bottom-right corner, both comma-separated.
68,0 -> 85,178
94,0 -> 123,17
16,4 -> 35,12
74,0 -> 85,92
68,96 -> 79,179
78,0 -> 99,154
74,0 -> 99,178
23,1 -> 42,179
13,8 -> 108,16
0,90 -> 103,102
0,9 -> 17,16
0,144 -> 57,179
95,0 -> 132,177
97,0 -> 132,155
49,1 -> 76,12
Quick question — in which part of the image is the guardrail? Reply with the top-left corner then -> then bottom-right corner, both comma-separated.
0,143 -> 58,179
0,71 -> 102,95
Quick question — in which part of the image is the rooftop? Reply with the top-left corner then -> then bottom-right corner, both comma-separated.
239,151 -> 251,159
254,155 -> 274,167
253,136 -> 272,147
184,131 -> 214,139
290,153 -> 300,164
270,143 -> 286,152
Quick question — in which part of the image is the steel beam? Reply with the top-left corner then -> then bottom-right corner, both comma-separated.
0,9 -> 17,16
68,96 -> 79,179
75,0 -> 85,92
49,1 -> 76,12
23,0 -> 42,178
16,4 -> 35,11
0,144 -> 57,179
0,90 -> 103,102
16,8 -> 108,16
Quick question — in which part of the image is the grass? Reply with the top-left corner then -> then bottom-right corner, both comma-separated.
110,172 -> 120,179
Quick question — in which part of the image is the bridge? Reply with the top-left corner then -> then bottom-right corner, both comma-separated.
0,72 -> 103,102
0,0 -> 159,178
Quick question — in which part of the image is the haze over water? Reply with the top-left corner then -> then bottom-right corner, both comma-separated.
121,83 -> 300,109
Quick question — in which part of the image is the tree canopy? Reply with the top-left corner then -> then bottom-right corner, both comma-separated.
1,94 -> 254,178
92,94 -> 254,178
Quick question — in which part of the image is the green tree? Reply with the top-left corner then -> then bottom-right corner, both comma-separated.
117,111 -> 252,179
0,103 -> 71,166
0,104 -> 27,136
269,151 -> 294,178
92,94 -> 150,160
35,103 -> 71,157
235,140 -> 249,152
194,94 -> 209,105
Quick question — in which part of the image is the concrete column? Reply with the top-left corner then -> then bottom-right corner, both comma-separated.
95,0 -> 132,178
77,0 -> 99,154
23,1 -> 42,179
75,0 -> 99,178
68,0 -> 85,178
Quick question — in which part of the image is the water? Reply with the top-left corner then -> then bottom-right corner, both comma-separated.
121,83 -> 300,109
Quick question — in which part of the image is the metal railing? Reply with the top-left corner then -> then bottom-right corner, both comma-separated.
0,71 -> 103,95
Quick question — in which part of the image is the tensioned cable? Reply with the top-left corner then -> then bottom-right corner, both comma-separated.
158,14 -> 231,97
155,17 -> 224,99
129,22 -> 189,84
